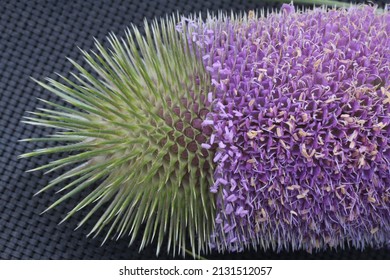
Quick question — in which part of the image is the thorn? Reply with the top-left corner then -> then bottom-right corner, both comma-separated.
74,223 -> 83,231
43,169 -> 54,175
40,207 -> 50,215
58,217 -> 67,225
26,167 -> 41,173
33,191 -> 40,197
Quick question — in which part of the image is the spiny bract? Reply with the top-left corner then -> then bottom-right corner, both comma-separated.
22,17 -> 216,257
22,4 -> 390,257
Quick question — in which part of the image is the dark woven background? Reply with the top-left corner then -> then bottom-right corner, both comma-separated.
0,0 -> 389,260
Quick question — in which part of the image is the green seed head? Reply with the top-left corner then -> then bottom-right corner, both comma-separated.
21,17 -> 215,257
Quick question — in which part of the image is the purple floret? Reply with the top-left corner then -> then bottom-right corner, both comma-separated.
183,4 -> 390,252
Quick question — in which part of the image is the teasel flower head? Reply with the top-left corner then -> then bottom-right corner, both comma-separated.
22,4 -> 390,257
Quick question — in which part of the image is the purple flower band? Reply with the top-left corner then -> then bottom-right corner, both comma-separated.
182,4 -> 390,252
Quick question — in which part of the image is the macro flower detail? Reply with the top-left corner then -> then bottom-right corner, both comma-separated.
189,5 -> 390,252
22,4 -> 390,257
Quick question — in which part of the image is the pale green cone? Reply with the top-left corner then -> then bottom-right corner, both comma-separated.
21,16 -> 216,257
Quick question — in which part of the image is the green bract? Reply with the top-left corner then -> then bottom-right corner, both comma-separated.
21,17 -> 215,257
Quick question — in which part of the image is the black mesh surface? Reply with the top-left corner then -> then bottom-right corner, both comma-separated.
0,0 -> 389,260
